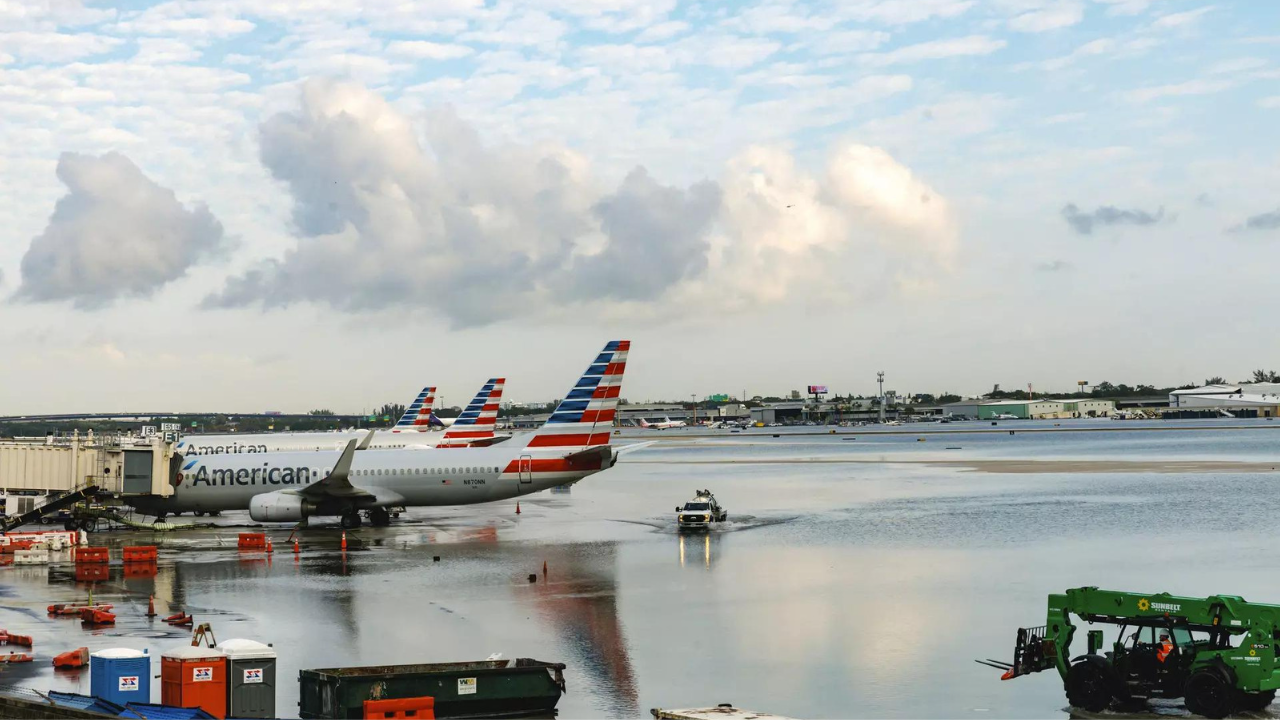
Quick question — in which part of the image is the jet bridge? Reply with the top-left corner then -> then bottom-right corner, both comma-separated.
0,432 -> 176,522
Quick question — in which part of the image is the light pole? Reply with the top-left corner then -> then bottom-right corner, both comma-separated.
877,371 -> 886,424
690,393 -> 697,426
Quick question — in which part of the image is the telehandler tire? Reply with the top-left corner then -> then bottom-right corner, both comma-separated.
1065,658 -> 1112,712
1185,669 -> 1235,719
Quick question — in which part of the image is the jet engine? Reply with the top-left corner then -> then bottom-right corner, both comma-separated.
249,491 -> 310,522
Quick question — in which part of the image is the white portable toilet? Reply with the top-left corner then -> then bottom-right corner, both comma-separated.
217,638 -> 277,718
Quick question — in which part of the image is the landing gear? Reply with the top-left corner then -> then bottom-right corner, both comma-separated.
369,508 -> 391,527
340,511 -> 363,529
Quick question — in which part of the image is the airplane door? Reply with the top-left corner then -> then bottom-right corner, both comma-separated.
518,455 -> 532,484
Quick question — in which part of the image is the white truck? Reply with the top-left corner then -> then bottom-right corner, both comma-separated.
676,490 -> 728,530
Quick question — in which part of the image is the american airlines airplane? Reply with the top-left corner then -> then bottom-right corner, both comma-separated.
128,343 -> 629,528
174,380 -> 507,455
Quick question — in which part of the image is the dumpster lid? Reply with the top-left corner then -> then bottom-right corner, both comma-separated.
92,648 -> 147,659
216,638 -> 275,660
162,645 -> 225,660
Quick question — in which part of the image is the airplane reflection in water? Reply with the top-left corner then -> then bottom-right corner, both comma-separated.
679,533 -> 717,568
527,542 -> 640,717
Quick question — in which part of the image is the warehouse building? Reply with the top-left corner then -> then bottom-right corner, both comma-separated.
977,400 -> 1069,419
1058,399 -> 1116,417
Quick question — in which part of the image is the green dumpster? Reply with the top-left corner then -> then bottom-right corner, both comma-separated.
298,658 -> 566,719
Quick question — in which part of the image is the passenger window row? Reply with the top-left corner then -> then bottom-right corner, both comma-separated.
351,467 -> 503,476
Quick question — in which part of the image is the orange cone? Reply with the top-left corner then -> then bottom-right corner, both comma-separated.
542,560 -> 547,577
341,532 -> 347,550
515,501 -> 521,515
146,595 -> 156,618
266,540 -> 273,554
293,538 -> 299,554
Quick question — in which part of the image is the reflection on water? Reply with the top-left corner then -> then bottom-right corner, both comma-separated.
678,534 -> 716,569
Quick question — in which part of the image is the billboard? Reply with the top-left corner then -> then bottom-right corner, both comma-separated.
807,385 -> 828,394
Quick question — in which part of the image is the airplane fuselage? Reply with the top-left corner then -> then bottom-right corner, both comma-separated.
175,430 -> 448,456
128,443 -> 608,516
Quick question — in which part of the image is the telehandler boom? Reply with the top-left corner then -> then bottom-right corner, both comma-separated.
980,586 -> 1280,718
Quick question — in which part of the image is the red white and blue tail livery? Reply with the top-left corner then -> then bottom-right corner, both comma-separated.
438,378 -> 505,448
393,387 -> 437,432
523,340 -> 627,450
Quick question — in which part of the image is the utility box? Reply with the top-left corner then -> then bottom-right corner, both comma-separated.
218,638 -> 277,718
162,645 -> 227,718
90,648 -> 150,706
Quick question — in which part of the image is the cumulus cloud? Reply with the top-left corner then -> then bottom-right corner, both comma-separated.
16,152 -> 225,308
1061,203 -> 1165,234
1228,208 -> 1280,233
206,79 -> 956,326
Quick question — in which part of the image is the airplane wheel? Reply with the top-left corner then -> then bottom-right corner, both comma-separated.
340,512 -> 362,529
369,509 -> 391,527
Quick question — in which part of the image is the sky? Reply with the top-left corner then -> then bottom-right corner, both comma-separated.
1,0 -> 1279,413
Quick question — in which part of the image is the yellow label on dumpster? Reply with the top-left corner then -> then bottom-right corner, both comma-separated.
458,677 -> 476,695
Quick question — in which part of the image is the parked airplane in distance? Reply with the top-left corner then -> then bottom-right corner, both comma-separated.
174,380 -> 507,455
129,343 -> 630,528
638,416 -> 686,430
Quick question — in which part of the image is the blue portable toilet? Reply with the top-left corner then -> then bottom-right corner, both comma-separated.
91,648 -> 151,706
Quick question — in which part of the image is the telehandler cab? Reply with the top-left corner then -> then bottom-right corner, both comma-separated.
979,586 -> 1280,718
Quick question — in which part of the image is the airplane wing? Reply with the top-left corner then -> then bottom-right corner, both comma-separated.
300,439 -> 373,499
614,440 -> 656,455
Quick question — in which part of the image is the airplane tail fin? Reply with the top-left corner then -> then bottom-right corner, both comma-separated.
438,378 -> 505,448
392,386 -> 436,432
524,341 -> 629,451
637,418 -> 651,428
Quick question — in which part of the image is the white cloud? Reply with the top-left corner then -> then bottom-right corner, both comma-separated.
0,32 -> 123,63
1008,2 -> 1085,32
1260,96 -> 1280,109
133,38 -> 203,64
206,79 -> 954,325
385,40 -> 475,60
1205,57 -> 1266,75
1093,0 -> 1163,15
1128,78 -> 1234,102
861,35 -> 1006,66
114,1 -> 255,39
1151,5 -> 1213,29
16,152 -> 226,308
635,20 -> 688,42
804,29 -> 892,55
837,0 -> 975,24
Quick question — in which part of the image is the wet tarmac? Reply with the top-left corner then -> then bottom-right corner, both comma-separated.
3,420 -> 1280,718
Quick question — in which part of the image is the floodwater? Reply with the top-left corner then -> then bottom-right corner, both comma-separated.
3,419 -> 1280,718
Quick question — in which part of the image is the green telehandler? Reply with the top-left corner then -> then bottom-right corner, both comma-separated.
979,586 -> 1280,718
